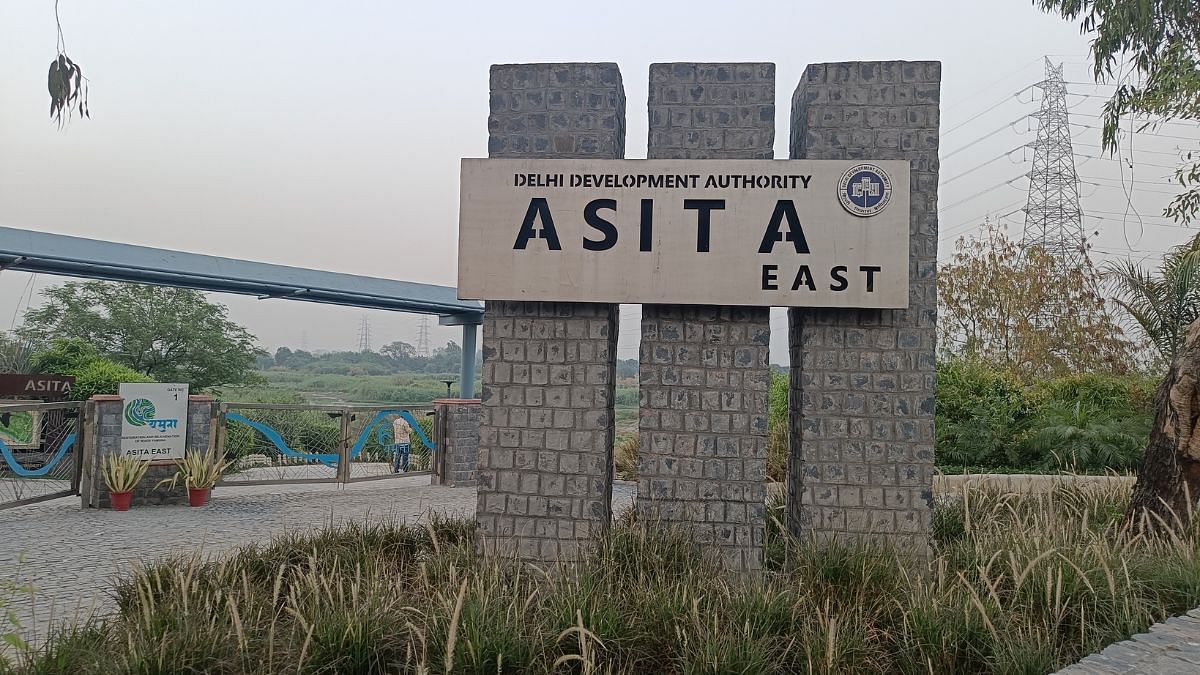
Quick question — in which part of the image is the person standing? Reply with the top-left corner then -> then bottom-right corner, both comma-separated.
391,415 -> 413,473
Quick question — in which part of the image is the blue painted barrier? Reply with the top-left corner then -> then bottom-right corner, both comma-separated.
0,433 -> 77,478
225,409 -> 435,468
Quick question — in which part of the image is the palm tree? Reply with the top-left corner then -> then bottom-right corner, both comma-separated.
1107,234 -> 1200,362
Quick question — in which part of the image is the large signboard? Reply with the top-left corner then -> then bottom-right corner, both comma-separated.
458,158 -> 911,308
118,383 -> 189,460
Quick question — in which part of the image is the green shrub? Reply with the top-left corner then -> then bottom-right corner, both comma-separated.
1032,373 -> 1156,414
1024,402 -> 1146,472
31,339 -> 154,400
934,358 -> 1154,474
935,359 -> 1034,469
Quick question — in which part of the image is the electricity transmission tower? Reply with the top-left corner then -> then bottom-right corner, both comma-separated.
416,317 -> 431,357
357,315 -> 372,352
1020,58 -> 1088,268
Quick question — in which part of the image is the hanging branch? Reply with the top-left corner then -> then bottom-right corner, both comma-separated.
48,0 -> 89,129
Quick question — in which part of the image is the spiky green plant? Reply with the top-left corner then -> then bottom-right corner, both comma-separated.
100,454 -> 150,493
156,446 -> 235,491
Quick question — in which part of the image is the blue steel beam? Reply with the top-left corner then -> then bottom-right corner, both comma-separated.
0,226 -> 482,321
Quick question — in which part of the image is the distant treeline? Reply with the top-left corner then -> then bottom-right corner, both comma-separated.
262,344 -> 641,380
260,342 -> 471,376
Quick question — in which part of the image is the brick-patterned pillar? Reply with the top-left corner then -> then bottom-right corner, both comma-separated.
638,63 -> 774,572
476,63 -> 625,562
787,62 -> 940,553
433,398 -> 480,487
84,395 -> 214,508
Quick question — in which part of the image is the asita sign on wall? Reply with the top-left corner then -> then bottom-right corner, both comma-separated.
118,383 -> 189,459
458,158 -> 911,308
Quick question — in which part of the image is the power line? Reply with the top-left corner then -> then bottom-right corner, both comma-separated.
1070,122 -> 1200,143
1079,177 -> 1182,196
1074,142 -> 1185,158
943,56 -> 1046,116
943,85 -> 1035,136
1067,110 -> 1200,130
939,174 -> 1028,212
939,198 -> 1026,241
941,145 -> 1027,185
942,115 -> 1031,160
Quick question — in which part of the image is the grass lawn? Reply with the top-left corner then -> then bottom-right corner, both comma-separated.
5,484 -> 1199,673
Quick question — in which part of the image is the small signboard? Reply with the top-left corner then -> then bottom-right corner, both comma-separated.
0,374 -> 75,400
458,158 -> 912,308
118,383 -> 189,460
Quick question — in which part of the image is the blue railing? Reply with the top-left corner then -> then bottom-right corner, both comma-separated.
0,433 -> 76,478
224,408 -> 434,468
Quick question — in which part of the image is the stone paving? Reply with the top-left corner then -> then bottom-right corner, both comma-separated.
1056,609 -> 1200,674
0,477 -> 634,647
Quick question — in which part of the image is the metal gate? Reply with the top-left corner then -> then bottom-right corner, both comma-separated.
0,401 -> 84,509
216,403 -> 436,486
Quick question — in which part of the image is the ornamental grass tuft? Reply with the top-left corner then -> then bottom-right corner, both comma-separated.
6,483 -> 1200,674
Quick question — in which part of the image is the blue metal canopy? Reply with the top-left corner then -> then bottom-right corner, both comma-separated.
0,226 -> 482,397
0,226 -> 481,320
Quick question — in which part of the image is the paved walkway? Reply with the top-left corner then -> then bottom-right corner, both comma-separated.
1056,610 -> 1200,674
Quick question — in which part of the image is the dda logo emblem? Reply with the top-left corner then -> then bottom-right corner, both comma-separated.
837,164 -> 892,217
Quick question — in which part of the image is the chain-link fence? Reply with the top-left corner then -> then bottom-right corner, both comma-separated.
218,403 -> 435,485
0,401 -> 82,508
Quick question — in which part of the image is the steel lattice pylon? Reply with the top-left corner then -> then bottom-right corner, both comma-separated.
1021,58 -> 1089,268
357,315 -> 372,352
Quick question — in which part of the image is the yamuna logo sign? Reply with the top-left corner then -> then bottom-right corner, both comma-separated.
124,398 -> 157,427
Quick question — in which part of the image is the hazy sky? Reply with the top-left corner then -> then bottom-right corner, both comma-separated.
2,1 -> 1196,364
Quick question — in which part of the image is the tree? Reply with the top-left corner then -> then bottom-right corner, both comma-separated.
1038,0 -> 1200,222
1124,320 -> 1200,532
19,281 -> 263,390
939,221 -> 1134,377
380,341 -> 416,363
1107,233 -> 1200,363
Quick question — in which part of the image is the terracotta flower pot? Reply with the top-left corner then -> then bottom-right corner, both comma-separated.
110,491 -> 133,511
188,487 -> 211,507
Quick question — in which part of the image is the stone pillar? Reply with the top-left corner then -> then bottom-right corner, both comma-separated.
85,395 -> 215,508
476,63 -> 625,562
786,62 -> 940,553
433,398 -> 480,487
638,63 -> 774,572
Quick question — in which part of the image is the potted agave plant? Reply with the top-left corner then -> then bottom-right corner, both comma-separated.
101,454 -> 150,511
157,446 -> 234,507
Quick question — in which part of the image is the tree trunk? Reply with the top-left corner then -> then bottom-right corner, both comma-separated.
1124,320 -> 1200,533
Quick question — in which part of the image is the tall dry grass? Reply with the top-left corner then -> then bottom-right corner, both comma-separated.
6,484 -> 1200,674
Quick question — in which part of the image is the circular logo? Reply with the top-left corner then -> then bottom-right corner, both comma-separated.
124,398 -> 156,427
837,164 -> 893,217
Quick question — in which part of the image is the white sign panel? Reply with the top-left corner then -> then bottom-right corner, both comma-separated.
118,383 -> 189,460
458,158 -> 911,308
